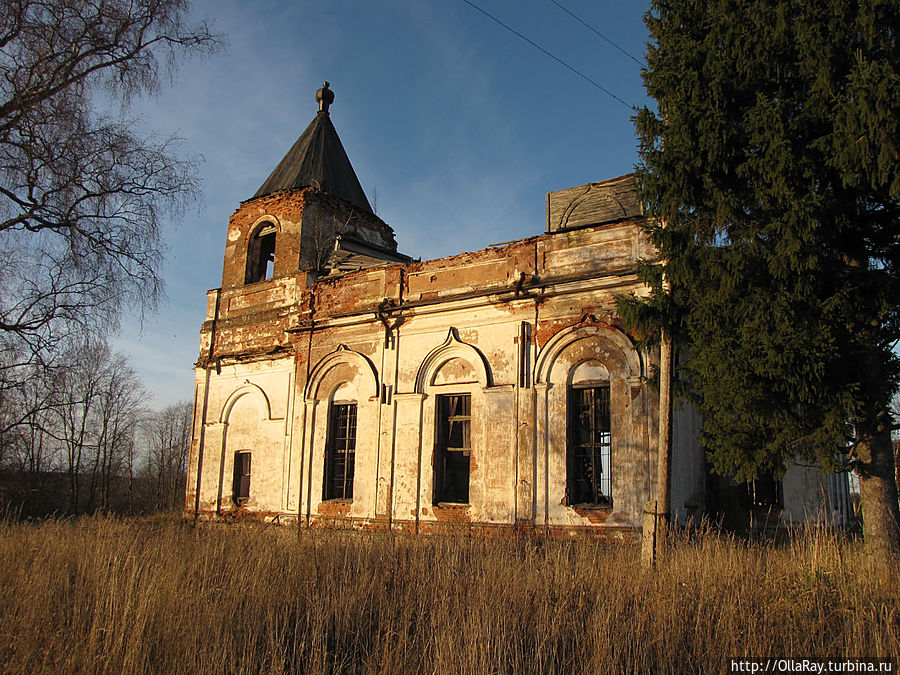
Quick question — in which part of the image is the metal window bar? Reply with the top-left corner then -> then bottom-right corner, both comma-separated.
568,386 -> 611,505
325,403 -> 357,500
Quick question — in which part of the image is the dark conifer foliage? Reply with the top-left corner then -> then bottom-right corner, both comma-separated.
623,0 -> 900,560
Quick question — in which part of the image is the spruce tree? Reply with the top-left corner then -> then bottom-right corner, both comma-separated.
628,0 -> 900,564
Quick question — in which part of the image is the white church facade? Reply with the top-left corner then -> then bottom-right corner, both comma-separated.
186,84 -> 851,536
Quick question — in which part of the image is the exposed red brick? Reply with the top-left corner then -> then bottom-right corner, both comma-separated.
572,507 -> 613,524
318,500 -> 352,518
432,504 -> 472,523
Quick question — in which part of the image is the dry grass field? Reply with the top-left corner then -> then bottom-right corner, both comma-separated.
0,515 -> 896,674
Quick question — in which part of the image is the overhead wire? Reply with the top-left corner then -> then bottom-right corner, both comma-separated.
459,0 -> 636,110
547,0 -> 645,66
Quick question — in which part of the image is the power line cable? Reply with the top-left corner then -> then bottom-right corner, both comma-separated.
548,0 -> 644,66
460,0 -> 636,110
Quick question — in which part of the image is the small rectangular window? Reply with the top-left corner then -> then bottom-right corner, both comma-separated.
324,403 -> 357,500
233,451 -> 251,504
567,386 -> 611,506
746,475 -> 782,508
433,394 -> 471,504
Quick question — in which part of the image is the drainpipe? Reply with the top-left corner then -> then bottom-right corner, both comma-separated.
375,298 -> 405,531
387,322 -> 402,532
414,393 -> 423,535
193,367 -> 210,525
301,287 -> 316,529
194,289 -> 221,524
380,275 -> 407,533
375,315 -> 386,527
295,326 -> 311,537
532,240 -> 547,535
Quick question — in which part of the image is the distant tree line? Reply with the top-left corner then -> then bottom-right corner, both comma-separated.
0,338 -> 192,517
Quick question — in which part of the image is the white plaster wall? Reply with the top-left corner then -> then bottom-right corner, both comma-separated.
781,462 -> 850,526
189,358 -> 293,513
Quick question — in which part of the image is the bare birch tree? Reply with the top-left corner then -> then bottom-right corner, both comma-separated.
87,353 -> 144,511
144,401 -> 192,511
53,340 -> 107,514
48,339 -> 147,514
0,0 -> 220,364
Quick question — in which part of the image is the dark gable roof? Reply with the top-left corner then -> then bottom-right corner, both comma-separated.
254,110 -> 373,214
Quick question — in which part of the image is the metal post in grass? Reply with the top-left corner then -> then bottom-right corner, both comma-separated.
644,329 -> 674,568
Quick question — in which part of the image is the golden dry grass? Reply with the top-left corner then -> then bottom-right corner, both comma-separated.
0,515 -> 896,674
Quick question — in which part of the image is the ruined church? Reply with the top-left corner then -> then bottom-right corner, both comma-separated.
186,83 -> 850,536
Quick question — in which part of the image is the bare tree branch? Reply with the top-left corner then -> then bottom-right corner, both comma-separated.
0,0 -> 221,362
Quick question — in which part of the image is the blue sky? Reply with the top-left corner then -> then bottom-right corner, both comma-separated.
114,0 -> 653,408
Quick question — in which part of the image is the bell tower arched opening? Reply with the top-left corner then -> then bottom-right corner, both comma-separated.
245,221 -> 276,284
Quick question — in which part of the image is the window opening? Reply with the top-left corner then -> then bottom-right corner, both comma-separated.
745,475 -> 782,509
245,223 -> 276,284
433,394 -> 471,504
567,385 -> 611,506
324,402 -> 357,500
233,451 -> 251,505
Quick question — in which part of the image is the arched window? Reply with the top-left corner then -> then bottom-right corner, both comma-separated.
433,392 -> 471,504
323,399 -> 357,500
245,222 -> 276,284
567,361 -> 611,507
414,329 -> 490,508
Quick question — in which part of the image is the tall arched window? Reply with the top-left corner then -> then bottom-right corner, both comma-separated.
323,398 -> 357,500
245,222 -> 276,284
414,329 -> 490,508
567,361 -> 612,506
433,392 -> 471,504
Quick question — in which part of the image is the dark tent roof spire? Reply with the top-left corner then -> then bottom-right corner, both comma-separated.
253,82 -> 373,213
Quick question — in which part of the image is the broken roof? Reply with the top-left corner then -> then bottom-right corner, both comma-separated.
253,82 -> 373,214
326,234 -> 414,275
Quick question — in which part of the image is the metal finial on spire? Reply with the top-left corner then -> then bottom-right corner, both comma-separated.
316,81 -> 334,113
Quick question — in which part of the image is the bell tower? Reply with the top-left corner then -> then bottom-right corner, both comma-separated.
219,82 -> 403,290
